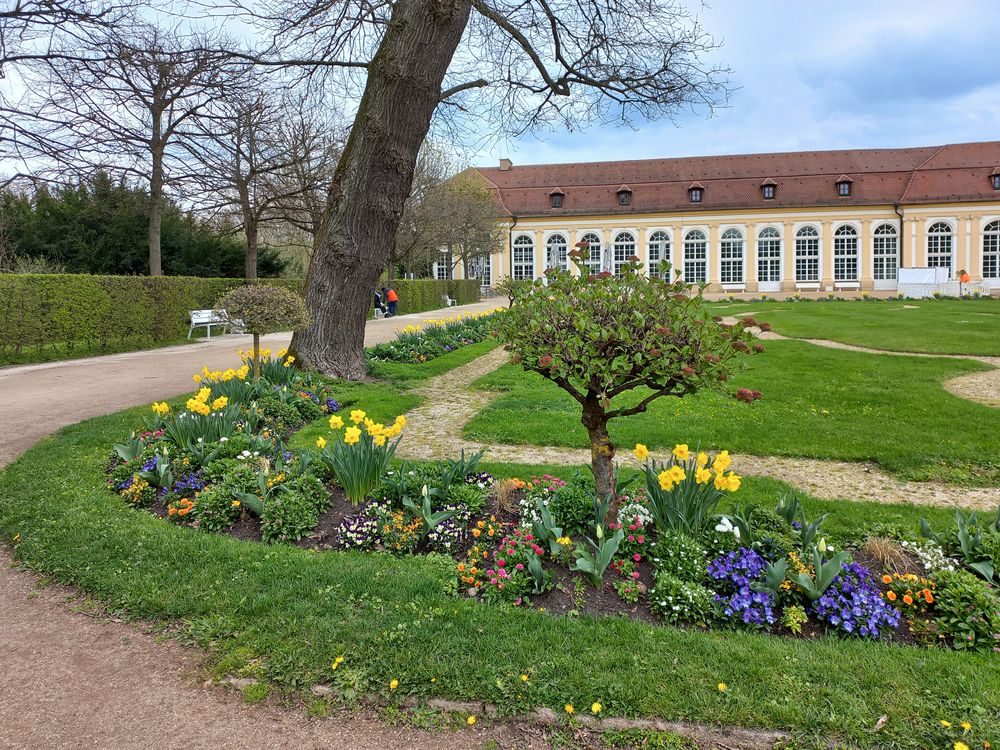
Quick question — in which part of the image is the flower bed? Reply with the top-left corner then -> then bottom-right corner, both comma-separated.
105,361 -> 1000,656
366,309 -> 504,364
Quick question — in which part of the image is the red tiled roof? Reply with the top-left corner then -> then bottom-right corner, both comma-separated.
473,141 -> 1000,217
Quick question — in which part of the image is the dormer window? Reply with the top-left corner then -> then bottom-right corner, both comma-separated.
761,178 -> 777,200
549,188 -> 565,208
836,175 -> 853,197
616,185 -> 632,206
991,168 -> 1000,190
688,181 -> 704,203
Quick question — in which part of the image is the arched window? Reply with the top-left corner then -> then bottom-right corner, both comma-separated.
795,226 -> 820,282
984,220 -> 1000,279
683,229 -> 707,283
833,225 -> 859,281
873,224 -> 898,281
756,227 -> 781,284
579,232 -> 602,274
545,233 -> 568,272
719,228 -> 745,284
612,231 -> 635,278
512,234 -> 534,280
647,230 -> 670,278
927,222 -> 953,272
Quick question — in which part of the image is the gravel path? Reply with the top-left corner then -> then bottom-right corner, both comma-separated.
398,346 -> 1000,510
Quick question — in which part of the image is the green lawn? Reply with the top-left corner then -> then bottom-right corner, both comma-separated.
708,297 -> 1000,355
465,339 -> 1000,485
1,344 -> 998,749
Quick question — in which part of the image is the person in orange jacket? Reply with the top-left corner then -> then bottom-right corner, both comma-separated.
958,269 -> 970,296
385,285 -> 399,317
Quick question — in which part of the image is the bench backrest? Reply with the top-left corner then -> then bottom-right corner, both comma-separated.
190,309 -> 229,325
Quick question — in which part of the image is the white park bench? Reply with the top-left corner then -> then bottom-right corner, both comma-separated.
442,294 -> 457,307
188,309 -> 243,339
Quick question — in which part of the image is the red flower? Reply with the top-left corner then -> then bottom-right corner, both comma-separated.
733,341 -> 750,352
740,316 -> 758,327
736,388 -> 763,403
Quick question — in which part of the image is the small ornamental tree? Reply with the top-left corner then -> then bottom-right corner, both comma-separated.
216,285 -> 311,381
496,247 -> 765,503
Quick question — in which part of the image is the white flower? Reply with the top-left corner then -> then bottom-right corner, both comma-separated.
219,437 -> 229,443
732,526 -> 741,540
715,517 -> 733,533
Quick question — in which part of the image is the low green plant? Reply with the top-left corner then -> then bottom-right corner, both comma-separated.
402,485 -> 461,541
139,448 -> 174,489
571,524 -> 625,587
921,510 -> 996,581
190,483 -> 243,532
649,571 -> 715,625
649,530 -> 706,582
261,488 -> 320,543
446,482 -> 487,513
530,498 -> 566,556
932,569 -> 1000,651
781,604 -> 809,635
794,546 -> 851,601
112,432 -> 145,463
752,558 -> 790,599
776,494 -> 829,551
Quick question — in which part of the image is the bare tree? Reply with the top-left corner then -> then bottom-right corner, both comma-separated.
228,0 -> 730,378
21,23 -> 233,274
439,169 -> 502,280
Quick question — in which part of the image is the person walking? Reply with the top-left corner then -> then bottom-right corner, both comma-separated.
373,289 -> 386,317
386,285 -> 399,317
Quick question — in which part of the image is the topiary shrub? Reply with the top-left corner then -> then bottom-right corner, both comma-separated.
216,285 -> 311,381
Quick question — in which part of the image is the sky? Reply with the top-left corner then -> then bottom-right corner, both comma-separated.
477,0 -> 1000,167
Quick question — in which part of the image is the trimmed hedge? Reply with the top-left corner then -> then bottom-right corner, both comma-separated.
0,274 -> 481,365
381,278 -> 480,316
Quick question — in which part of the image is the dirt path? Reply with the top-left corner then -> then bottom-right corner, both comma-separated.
397,347 -> 1000,510
0,299 -> 513,750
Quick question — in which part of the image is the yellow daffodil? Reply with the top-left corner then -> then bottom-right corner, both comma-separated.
350,409 -> 366,424
286,355 -> 295,364
344,426 -> 361,445
564,704 -> 574,715
394,414 -> 407,428
151,402 -> 170,417
954,743 -> 969,750
211,396 -> 229,411
192,374 -> 202,383
329,415 -> 344,429
389,679 -> 399,690
725,472 -> 741,492
714,473 -> 728,491
591,702 -> 602,714
374,434 -> 387,447
316,436 -> 327,449
668,465 -> 686,483
633,443 -> 650,461
717,683 -> 728,692
672,443 -> 690,461
196,387 -> 212,403
695,467 -> 712,484
658,470 -> 675,492
696,451 -> 709,467
712,450 -> 732,473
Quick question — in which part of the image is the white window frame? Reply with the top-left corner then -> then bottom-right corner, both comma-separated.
544,232 -> 569,273
511,234 -> 534,280
756,226 -> 782,292
833,223 -> 860,285
612,231 -> 636,278
469,254 -> 492,286
647,229 -> 671,278
872,223 -> 898,288
926,221 -> 954,272
983,219 -> 1000,282
577,231 -> 603,275
719,227 -> 745,286
682,228 -> 708,284
794,224 -> 821,286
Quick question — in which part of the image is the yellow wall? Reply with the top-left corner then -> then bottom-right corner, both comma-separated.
488,203 -> 1000,294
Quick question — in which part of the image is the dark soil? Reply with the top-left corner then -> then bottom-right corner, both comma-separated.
527,564 -> 659,624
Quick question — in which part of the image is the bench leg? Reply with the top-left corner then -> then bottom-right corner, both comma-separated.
188,324 -> 194,339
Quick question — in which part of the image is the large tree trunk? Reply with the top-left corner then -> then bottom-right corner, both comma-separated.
244,213 -> 258,280
289,0 -> 472,378
149,140 -> 164,276
582,396 -> 616,505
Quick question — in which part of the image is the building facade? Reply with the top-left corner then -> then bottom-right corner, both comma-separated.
446,142 -> 1000,295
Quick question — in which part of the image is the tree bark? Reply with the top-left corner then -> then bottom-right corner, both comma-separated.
245,213 -> 258,280
582,396 -> 616,505
149,127 -> 164,276
289,0 -> 473,379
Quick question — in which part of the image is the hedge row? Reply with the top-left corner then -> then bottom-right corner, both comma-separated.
0,274 -> 480,365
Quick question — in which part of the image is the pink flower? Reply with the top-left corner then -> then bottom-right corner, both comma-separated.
632,571 -> 640,580
497,559 -> 506,568
629,524 -> 637,531
516,563 -> 524,571
633,553 -> 641,562
525,533 -> 533,541
637,535 -> 645,543
628,534 -> 635,542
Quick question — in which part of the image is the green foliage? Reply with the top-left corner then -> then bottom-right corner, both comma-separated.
402,486 -> 461,541
921,510 -> 997,581
530,499 -> 565,556
932,569 -> 1000,651
445,482 -> 487,514
570,524 -> 625,587
649,571 -> 715,625
190,483 -> 243,532
317,422 -> 400,505
216,284 -> 310,336
794,547 -> 851,601
260,488 -> 320,543
0,174 -> 287,277
649,530 -> 706,583
781,604 -> 809,636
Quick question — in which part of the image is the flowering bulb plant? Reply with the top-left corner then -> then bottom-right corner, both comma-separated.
813,562 -> 901,638
317,410 -> 405,505
638,444 -> 741,535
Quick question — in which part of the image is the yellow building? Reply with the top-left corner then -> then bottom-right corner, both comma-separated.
446,142 -> 1000,296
